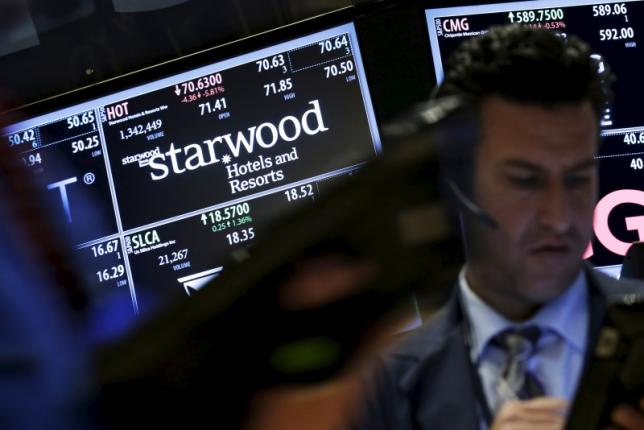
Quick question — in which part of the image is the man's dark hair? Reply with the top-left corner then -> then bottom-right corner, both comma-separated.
433,25 -> 614,118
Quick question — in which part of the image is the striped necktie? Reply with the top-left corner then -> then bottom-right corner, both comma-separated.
493,326 -> 545,406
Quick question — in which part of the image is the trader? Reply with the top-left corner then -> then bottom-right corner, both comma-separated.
357,24 -> 644,430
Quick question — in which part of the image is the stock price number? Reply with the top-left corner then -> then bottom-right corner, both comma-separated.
91,240 -> 119,258
119,119 -> 163,140
21,152 -> 42,167
71,135 -> 100,153
284,184 -> 314,202
508,8 -> 564,23
158,249 -> 189,266
176,73 -> 223,95
226,227 -> 255,246
632,158 -> 644,170
319,34 -> 349,54
8,129 -> 35,147
198,98 -> 227,116
256,54 -> 287,73
624,132 -> 644,145
324,60 -> 354,79
67,111 -> 95,129
593,3 -> 628,16
96,264 -> 125,283
264,78 -> 293,96
599,27 -> 634,40
201,202 -> 250,225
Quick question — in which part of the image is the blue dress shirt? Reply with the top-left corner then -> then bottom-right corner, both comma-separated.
458,267 -> 589,416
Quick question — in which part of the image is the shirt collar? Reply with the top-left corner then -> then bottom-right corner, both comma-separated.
459,267 -> 589,362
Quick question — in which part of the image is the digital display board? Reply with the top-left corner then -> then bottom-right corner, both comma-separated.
426,0 -> 644,274
2,22 -> 381,317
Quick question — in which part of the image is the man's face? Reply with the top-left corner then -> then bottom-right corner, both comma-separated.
464,97 -> 598,319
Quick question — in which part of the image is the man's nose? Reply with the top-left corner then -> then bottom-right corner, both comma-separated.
537,183 -> 573,233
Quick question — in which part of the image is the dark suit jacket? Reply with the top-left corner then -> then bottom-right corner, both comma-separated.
356,265 -> 644,430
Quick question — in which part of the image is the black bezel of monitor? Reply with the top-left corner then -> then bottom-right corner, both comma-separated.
3,7 -> 370,120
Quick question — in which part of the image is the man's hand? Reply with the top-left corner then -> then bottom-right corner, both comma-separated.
491,397 -> 568,430
608,398 -> 644,430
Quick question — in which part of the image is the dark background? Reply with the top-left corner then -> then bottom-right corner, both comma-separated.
0,0 -> 435,123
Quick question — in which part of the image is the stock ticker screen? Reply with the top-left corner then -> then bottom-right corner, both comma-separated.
2,23 -> 381,316
426,0 -> 644,274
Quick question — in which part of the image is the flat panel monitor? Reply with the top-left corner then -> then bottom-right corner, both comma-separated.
1,20 -> 382,330
425,0 -> 644,276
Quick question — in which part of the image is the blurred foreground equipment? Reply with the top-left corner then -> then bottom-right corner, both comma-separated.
97,97 -> 475,428
568,287 -> 644,429
621,241 -> 644,281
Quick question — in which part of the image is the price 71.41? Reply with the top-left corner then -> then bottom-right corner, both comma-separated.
199,98 -> 227,116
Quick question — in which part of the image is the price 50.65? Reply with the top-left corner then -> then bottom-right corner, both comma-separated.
67,111 -> 95,129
